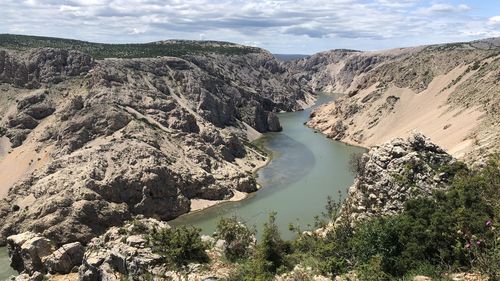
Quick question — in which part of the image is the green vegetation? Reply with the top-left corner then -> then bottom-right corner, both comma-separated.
135,155 -> 498,280
148,226 -> 209,267
222,154 -> 499,280
227,213 -> 292,281
214,216 -> 255,261
0,34 -> 260,59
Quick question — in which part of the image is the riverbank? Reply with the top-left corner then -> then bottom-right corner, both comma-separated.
170,93 -> 366,239
184,94 -> 317,216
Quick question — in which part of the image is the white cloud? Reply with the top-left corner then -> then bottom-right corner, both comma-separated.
488,16 -> 500,25
418,3 -> 471,15
0,0 -> 497,53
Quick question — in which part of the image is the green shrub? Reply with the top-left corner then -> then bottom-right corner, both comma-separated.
215,216 -> 255,261
256,212 -> 290,274
225,213 -> 290,280
286,155 -> 498,279
357,255 -> 391,281
225,258 -> 275,281
148,226 -> 209,267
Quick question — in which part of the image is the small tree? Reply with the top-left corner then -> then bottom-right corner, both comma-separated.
148,226 -> 209,267
215,216 -> 255,261
256,212 -> 289,274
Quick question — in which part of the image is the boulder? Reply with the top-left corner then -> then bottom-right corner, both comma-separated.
8,271 -> 43,281
7,232 -> 54,274
44,242 -> 85,274
235,176 -> 258,193
77,218 -> 169,281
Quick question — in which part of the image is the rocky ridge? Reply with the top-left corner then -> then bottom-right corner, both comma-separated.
338,132 -> 457,223
0,43 -> 311,247
289,38 -> 500,160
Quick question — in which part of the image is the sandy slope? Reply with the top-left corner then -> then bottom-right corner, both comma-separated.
308,65 -> 486,159
0,140 -> 51,198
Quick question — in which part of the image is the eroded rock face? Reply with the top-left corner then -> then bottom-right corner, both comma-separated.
76,218 -> 244,281
0,46 -> 310,247
2,89 -> 56,147
0,48 -> 93,88
7,232 -> 54,275
340,132 -> 457,223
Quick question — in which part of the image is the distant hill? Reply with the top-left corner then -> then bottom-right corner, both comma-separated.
273,54 -> 309,61
0,34 -> 260,59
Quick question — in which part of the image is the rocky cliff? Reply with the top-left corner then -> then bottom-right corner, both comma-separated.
0,39 -> 311,246
339,132 -> 458,223
289,38 -> 500,161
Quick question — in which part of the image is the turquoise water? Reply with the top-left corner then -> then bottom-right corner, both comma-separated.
0,247 -> 16,280
170,94 -> 365,239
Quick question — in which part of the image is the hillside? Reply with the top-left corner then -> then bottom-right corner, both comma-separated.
0,35 -> 311,246
289,38 -> 500,161
0,34 -> 260,59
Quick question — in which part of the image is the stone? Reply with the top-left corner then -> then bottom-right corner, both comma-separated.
44,242 -> 85,274
235,176 -> 258,193
10,271 -> 43,281
413,276 -> 432,281
7,232 -> 54,274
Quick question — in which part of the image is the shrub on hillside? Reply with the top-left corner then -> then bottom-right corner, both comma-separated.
215,216 -> 255,261
148,226 -> 209,267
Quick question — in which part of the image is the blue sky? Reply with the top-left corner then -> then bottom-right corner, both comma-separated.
1,0 -> 499,54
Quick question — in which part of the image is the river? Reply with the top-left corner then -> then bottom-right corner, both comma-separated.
170,94 -> 365,239
0,247 -> 16,280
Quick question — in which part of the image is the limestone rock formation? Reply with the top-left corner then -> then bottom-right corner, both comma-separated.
0,44 -> 310,246
0,48 -> 93,88
7,232 -> 54,275
339,132 -> 457,223
290,37 -> 500,160
44,242 -> 85,274
77,218 -> 169,281
76,218 -> 233,281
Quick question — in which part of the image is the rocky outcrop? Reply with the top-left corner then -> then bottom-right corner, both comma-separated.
75,217 -> 250,281
0,44 -> 311,247
7,232 -> 54,275
292,37 -> 500,160
3,89 -> 55,147
339,132 -> 457,223
77,218 -> 170,281
0,48 -> 93,88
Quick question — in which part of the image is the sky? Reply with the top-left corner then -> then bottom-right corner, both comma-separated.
1,0 -> 500,54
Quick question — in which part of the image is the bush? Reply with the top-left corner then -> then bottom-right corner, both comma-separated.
148,226 -> 209,267
215,216 -> 255,261
226,213 -> 290,280
346,156 -> 498,278
287,155 -> 498,279
357,255 -> 391,281
256,212 -> 290,274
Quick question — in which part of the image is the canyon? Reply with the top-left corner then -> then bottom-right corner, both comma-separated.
0,35 -> 498,281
